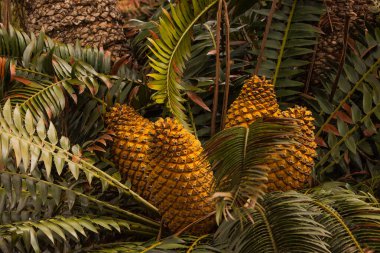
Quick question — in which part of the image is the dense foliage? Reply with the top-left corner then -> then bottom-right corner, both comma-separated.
0,0 -> 380,252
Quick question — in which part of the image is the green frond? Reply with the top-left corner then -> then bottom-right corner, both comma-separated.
254,0 -> 323,98
0,101 -> 158,215
215,185 -> 380,253
0,42 -> 113,122
0,26 -> 112,73
214,191 -> 330,253
0,169 -> 158,228
314,27 -> 380,179
0,216 -> 138,253
147,0 -> 218,128
82,235 -> 220,253
205,118 -> 297,221
309,185 -> 380,252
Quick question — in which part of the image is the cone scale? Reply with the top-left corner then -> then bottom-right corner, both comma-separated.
106,105 -> 215,234
225,75 -> 317,192
105,104 -> 154,199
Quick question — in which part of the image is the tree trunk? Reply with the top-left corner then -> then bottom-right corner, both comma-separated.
24,0 -> 127,59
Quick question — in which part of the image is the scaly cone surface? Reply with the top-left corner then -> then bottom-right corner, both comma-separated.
105,104 -> 154,199
225,76 -> 317,192
266,106 -> 317,191
148,118 -> 215,234
225,75 -> 281,128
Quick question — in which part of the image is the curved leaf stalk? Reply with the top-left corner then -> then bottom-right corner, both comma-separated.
141,241 -> 162,253
272,0 -> 297,86
186,234 -> 210,253
17,78 -> 68,120
0,170 -> 159,227
310,199 -> 364,253
15,66 -> 52,78
316,57 -> 380,137
220,0 -> 231,129
256,203 -> 278,253
254,0 -> 279,75
211,0 -> 223,135
317,102 -> 380,171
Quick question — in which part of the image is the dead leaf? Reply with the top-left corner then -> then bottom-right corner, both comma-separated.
323,124 -> 340,136
186,91 -> 211,112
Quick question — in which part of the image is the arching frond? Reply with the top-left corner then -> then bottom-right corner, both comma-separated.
310,184 -> 380,252
214,191 -> 330,253
205,118 -> 297,221
314,27 -> 380,181
0,49 -> 112,122
0,101 -> 158,215
0,169 -> 157,226
147,0 -> 218,128
215,185 -> 380,253
0,26 -> 112,73
82,235 -> 220,253
0,216 -> 142,253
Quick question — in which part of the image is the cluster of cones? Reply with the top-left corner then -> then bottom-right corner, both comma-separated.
105,105 -> 215,234
225,75 -> 317,192
105,75 -> 317,234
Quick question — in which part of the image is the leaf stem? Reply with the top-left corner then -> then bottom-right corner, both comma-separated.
272,0 -> 298,86
211,0 -> 223,136
256,203 -> 278,253
254,0 -> 278,75
311,199 -> 364,253
220,0 -> 231,129
0,170 -> 159,227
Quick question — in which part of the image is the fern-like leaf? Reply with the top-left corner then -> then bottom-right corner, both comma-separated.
82,235 -> 220,253
214,191 -> 330,253
254,0 -> 323,98
215,185 -> 380,252
0,216 -> 138,252
205,118 -> 297,221
0,101 -> 158,215
147,0 -> 218,128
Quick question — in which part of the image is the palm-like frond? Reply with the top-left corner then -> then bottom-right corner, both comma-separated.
82,235 -> 220,253
310,184 -> 380,252
0,26 -> 112,73
314,27 -> 380,181
254,0 -> 323,98
215,184 -> 380,253
0,216 -> 140,253
0,101 -> 157,214
147,0 -> 218,128
1,42 -> 113,123
214,191 -> 330,253
205,118 -> 297,221
0,169 -> 157,226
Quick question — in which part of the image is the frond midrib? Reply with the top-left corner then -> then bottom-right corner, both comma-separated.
0,170 -> 159,227
311,199 -> 364,253
0,121 -> 159,214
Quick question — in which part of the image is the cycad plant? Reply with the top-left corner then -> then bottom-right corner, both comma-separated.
1,0 -> 380,252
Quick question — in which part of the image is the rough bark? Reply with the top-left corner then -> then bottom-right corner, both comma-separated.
24,0 -> 128,59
